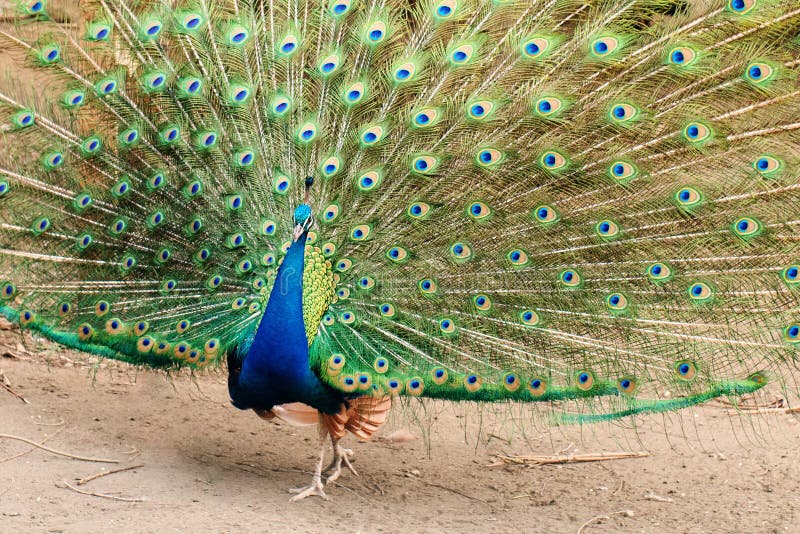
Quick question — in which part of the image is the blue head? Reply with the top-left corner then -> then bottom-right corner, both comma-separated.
293,204 -> 313,241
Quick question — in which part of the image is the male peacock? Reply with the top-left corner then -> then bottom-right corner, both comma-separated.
0,0 -> 799,501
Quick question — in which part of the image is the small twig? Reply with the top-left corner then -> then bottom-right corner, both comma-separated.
33,417 -> 65,427
488,451 -> 649,467
0,434 -> 118,463
577,510 -> 634,534
0,427 -> 64,463
0,374 -> 29,404
393,472 -> 488,504
0,479 -> 12,499
78,464 -> 144,486
644,492 -> 673,503
62,480 -> 144,503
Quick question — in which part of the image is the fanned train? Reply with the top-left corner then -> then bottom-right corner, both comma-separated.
0,0 -> 799,499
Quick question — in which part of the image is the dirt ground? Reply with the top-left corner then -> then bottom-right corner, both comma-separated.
2,329 -> 800,534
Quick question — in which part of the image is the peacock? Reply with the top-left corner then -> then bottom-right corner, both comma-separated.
0,0 -> 799,501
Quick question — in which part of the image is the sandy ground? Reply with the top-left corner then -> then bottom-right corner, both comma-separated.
2,329 -> 800,534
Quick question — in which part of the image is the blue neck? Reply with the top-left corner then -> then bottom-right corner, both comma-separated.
235,233 -> 341,413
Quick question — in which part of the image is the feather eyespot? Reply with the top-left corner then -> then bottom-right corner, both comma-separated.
745,62 -> 775,84
406,378 -> 424,396
467,100 -> 496,121
364,21 -> 388,44
0,282 -> 16,301
503,373 -> 521,392
277,34 -> 300,56
528,377 -> 547,397
728,0 -> 756,14
575,370 -> 595,391
675,360 -> 697,380
270,95 -> 292,117
647,262 -> 673,282
506,248 -> 530,268
590,36 -> 620,58
732,216 -> 762,239
475,148 -> 504,168
431,367 -> 448,385
683,122 -> 712,143
534,96 -> 564,118
559,269 -> 582,288
329,0 -> 352,17
350,223 -> 372,241
674,186 -> 703,209
386,379 -> 403,395
617,377 -> 637,396
392,61 -> 417,83
467,202 -> 491,221
433,0 -> 457,20
596,220 -> 620,239
539,150 -> 568,171
379,303 -> 396,318
688,282 -> 713,302
411,155 -> 439,174
781,264 -> 800,286
386,246 -> 409,263
407,202 -> 431,220
533,204 -> 560,225
418,278 -> 438,296
473,294 -> 492,312
464,374 -> 482,392
668,46 -> 697,66
519,310 -> 539,326
605,292 -> 629,313
357,170 -> 382,192
449,242 -> 473,262
521,37 -> 550,59
753,155 -> 782,177
320,156 -> 342,177
373,358 -> 389,374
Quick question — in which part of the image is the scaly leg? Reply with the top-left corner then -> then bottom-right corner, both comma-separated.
323,435 -> 358,484
288,422 -> 329,501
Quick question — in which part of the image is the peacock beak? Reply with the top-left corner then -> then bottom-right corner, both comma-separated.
293,216 -> 314,242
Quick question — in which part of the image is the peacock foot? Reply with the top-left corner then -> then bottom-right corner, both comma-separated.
323,441 -> 358,484
288,476 -> 329,501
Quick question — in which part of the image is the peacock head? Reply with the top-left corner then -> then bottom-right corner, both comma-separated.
293,203 -> 314,242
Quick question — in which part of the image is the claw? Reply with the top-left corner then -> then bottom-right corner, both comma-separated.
324,441 -> 358,484
289,477 -> 329,501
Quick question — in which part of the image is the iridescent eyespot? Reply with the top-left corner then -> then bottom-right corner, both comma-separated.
296,122 -> 318,144
364,20 -> 388,44
683,122 -> 712,143
595,220 -> 620,239
95,300 -> 110,316
227,83 -> 252,105
590,36 -> 620,58
322,242 -> 336,257
178,76 -> 203,97
204,339 -> 220,355
668,46 -> 697,66
783,322 -> 800,343
464,374 -> 481,392
418,278 -> 438,296
539,150 -> 568,171
475,148 -> 504,168
533,204 -> 560,225
12,110 -> 34,129
321,204 -> 340,224
0,282 -> 16,300
534,96 -> 564,118
37,45 -> 60,64
154,247 -> 171,264
732,217 -> 762,239
237,258 -> 254,274
411,155 -> 440,174
336,258 -> 353,272
605,292 -> 629,313
339,311 -> 356,324
360,125 -> 385,146
379,303 -> 396,318
519,310 -> 539,326
177,12 -> 204,32
140,18 -> 164,40
431,367 -> 448,385
273,173 -> 291,194
73,192 -> 93,211
609,103 -> 639,124
77,324 -> 94,341
323,314 -> 335,326
528,377 -> 547,397
559,269 -> 582,288
433,0 -> 457,20
62,90 -> 86,108
392,61 -> 417,83
320,156 -> 342,177
412,107 -> 440,128
231,297 -> 247,310
439,317 -> 457,335
355,373 -> 372,390
448,43 -> 475,65
753,155 -> 782,177
506,248 -> 529,268
407,202 -> 431,220
141,70 -> 168,92
270,95 -> 292,117
745,62 -> 775,84
521,37 -> 550,59
467,202 -> 491,221
76,233 -> 93,250
42,151 -> 64,170
647,262 -> 673,282
176,319 -> 191,334
467,100 -> 496,121
58,301 -> 72,316
609,160 -> 638,183
386,379 -> 403,395
357,170 -> 382,192
161,279 -> 177,293
358,276 -> 375,291
277,34 -> 299,56
31,216 -> 50,235
350,224 -> 371,242
252,277 -> 266,291
503,373 -> 521,392
782,264 -> 800,286
24,0 -> 44,15
195,247 -> 211,263
195,130 -> 218,149
226,24 -> 250,46
386,245 -> 409,263
406,378 -> 424,396
674,186 -> 703,209
318,53 -> 341,76
473,294 -> 492,312
727,0 -> 756,14
342,81 -> 366,105
617,376 -> 637,395
575,370 -> 595,391
148,211 -> 166,228
95,77 -> 118,96
688,282 -> 713,302
133,321 -> 149,336
449,242 -> 473,262
372,357 -> 389,374
206,274 -> 223,290
675,360 -> 697,380
329,0 -> 352,17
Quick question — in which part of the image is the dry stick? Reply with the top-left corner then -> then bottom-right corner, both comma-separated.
78,464 -> 144,486
0,378 -> 29,404
0,434 -> 119,463
488,451 -> 649,467
62,480 -> 144,503
0,427 -> 64,463
393,473 -> 488,504
577,510 -> 635,534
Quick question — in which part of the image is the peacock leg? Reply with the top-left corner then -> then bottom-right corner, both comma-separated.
288,422 -> 330,501
323,436 -> 358,484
